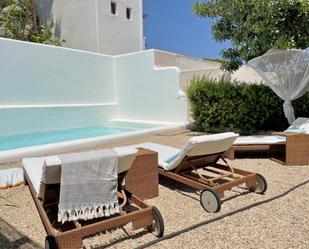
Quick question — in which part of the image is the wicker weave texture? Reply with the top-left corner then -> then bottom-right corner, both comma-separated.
285,134 -> 309,165
125,149 -> 159,199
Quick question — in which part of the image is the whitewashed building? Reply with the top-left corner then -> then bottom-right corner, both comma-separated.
34,0 -> 261,84
36,0 -> 144,55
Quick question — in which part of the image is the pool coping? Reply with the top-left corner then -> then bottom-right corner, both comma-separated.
0,124 -> 182,163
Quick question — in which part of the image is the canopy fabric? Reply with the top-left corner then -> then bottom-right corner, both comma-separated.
248,49 -> 309,124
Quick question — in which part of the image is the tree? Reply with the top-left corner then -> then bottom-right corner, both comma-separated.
0,0 -> 63,46
193,0 -> 309,71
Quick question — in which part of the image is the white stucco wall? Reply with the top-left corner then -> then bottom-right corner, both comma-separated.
0,38 -> 115,136
0,39 -> 187,137
153,50 -> 225,91
230,65 -> 264,83
97,0 -> 143,55
36,0 -> 143,55
154,50 -> 220,70
180,68 -> 224,91
114,50 -> 188,123
0,38 -> 115,105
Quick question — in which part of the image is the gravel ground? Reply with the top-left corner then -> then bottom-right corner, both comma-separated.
0,129 -> 308,249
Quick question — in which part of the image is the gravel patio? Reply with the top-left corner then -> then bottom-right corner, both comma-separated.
0,129 -> 308,249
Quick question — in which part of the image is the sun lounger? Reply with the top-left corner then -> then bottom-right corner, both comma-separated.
133,132 -> 267,213
228,117 -> 309,165
23,147 -> 164,249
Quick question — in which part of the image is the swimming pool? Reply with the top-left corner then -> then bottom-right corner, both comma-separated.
0,121 -> 180,163
0,123 -> 158,151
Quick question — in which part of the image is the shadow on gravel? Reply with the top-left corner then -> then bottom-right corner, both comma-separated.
0,218 -> 42,249
159,172 -> 253,203
135,179 -> 309,249
159,175 -> 198,193
88,228 -> 148,249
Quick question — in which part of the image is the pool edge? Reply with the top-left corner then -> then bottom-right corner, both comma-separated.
0,125 -> 182,163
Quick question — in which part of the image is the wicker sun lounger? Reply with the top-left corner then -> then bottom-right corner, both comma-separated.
133,132 -> 267,213
227,118 -> 309,165
22,148 -> 164,249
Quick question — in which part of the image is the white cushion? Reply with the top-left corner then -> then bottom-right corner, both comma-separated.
234,135 -> 286,145
114,147 -> 138,174
137,132 -> 239,171
234,118 -> 309,146
0,168 -> 24,189
23,155 -> 62,198
22,148 -> 137,197
285,117 -> 309,133
182,132 -> 239,157
23,157 -> 46,197
136,143 -> 181,168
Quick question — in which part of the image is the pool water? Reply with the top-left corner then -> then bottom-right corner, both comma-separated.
0,123 -> 156,151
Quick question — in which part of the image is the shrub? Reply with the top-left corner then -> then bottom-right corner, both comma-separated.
186,76 -> 309,134
0,0 -> 64,46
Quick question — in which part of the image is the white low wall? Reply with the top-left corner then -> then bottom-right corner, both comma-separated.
114,50 -> 188,123
180,68 -> 224,91
0,38 -> 115,105
0,38 -> 188,138
0,38 -> 117,136
154,50 -> 220,70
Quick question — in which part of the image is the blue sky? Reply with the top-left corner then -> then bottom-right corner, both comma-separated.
143,0 -> 231,59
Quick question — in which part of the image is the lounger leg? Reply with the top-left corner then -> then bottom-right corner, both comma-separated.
224,148 -> 235,160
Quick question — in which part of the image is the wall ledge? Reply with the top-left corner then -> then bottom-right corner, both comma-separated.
0,103 -> 117,109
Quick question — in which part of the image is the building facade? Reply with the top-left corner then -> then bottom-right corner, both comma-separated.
36,0 -> 144,55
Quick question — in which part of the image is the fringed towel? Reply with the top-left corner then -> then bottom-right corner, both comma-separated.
57,149 -> 119,223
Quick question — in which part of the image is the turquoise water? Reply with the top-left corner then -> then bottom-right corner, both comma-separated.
0,124 -> 156,151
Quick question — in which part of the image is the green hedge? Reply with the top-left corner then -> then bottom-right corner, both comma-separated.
186,76 -> 309,135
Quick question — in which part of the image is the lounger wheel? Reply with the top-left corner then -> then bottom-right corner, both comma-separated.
200,188 -> 221,213
250,173 -> 267,194
147,206 -> 164,238
45,236 -> 58,249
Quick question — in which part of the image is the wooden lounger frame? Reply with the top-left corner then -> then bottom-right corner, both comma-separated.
159,152 -> 257,198
226,132 -> 309,166
24,169 -> 155,249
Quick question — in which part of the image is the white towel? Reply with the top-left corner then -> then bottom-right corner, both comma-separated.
57,149 -> 119,223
